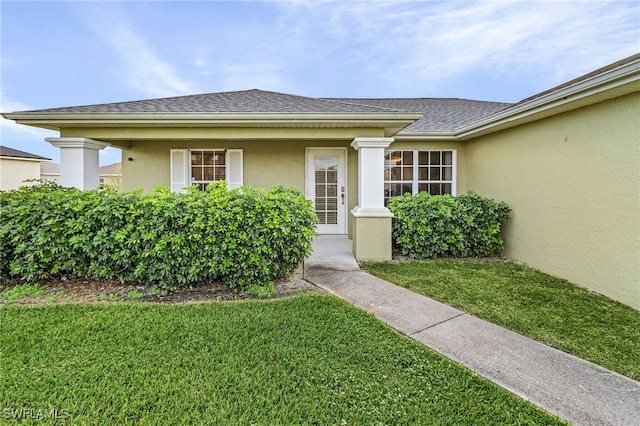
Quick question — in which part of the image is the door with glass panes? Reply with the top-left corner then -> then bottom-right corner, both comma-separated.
306,148 -> 347,234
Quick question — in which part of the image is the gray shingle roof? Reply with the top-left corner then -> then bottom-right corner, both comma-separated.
324,98 -> 513,132
15,89 -> 513,133
0,145 -> 50,160
22,89 -> 396,114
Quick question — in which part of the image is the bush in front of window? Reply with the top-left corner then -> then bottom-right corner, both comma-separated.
0,182 -> 317,291
388,190 -> 511,259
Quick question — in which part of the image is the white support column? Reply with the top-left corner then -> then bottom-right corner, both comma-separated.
350,137 -> 394,261
45,137 -> 110,190
351,137 -> 394,215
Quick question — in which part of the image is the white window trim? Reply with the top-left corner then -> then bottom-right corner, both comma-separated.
170,148 -> 243,193
384,149 -> 457,199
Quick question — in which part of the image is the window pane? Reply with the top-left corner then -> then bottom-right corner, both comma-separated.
389,151 -> 402,165
443,167 -> 453,180
430,183 -> 442,195
386,183 -> 408,198
418,183 -> 429,193
403,166 -> 413,180
429,167 -> 441,180
418,151 -> 430,165
203,152 -> 214,165
442,183 -> 452,194
403,151 -> 413,165
214,167 -> 226,180
430,152 -> 441,165
215,152 -> 225,165
418,167 -> 429,180
191,167 -> 203,181
443,151 -> 453,165
390,166 -> 402,181
191,152 -> 203,166
327,185 -> 337,197
203,167 -> 215,181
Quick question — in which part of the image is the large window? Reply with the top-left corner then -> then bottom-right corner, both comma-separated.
170,149 -> 243,193
384,150 -> 456,204
190,150 -> 226,191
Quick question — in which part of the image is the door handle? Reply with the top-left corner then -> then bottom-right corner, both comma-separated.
341,186 -> 345,205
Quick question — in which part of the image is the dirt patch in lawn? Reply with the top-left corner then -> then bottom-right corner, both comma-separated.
0,264 -> 322,305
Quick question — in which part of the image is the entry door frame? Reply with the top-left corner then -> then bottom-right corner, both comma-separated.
305,147 -> 348,235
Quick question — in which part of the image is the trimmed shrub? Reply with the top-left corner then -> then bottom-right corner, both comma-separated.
0,182 -> 317,290
388,191 -> 510,259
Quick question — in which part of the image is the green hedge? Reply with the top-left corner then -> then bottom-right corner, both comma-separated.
388,191 -> 511,259
0,182 -> 317,290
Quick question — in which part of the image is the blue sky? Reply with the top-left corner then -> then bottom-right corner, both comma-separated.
1,0 -> 639,165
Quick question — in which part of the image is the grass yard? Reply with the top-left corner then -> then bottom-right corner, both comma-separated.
361,260 -> 640,381
0,295 -> 564,425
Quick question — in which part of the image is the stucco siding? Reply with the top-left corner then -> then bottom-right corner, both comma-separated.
122,139 -> 360,237
465,93 -> 640,309
0,158 -> 41,190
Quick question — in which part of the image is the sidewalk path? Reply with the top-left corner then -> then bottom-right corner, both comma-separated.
304,243 -> 640,426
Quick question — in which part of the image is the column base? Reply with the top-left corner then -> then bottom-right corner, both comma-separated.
351,206 -> 393,261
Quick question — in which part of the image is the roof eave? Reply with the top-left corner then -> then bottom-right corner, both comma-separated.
1,112 -> 423,137
394,131 -> 457,141
453,57 -> 640,140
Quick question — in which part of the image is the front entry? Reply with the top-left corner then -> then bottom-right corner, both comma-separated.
306,148 -> 347,234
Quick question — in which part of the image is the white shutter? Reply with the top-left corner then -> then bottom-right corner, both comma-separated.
226,149 -> 243,189
170,149 -> 189,193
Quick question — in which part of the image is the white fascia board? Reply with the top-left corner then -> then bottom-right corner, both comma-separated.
393,131 -> 457,141
2,112 -> 423,130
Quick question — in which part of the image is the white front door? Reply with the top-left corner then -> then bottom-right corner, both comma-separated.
306,148 -> 347,234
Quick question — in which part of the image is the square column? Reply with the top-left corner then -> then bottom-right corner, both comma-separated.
45,137 -> 110,190
350,137 -> 394,261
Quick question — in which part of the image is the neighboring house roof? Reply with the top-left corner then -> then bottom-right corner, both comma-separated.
39,162 -> 121,176
40,161 -> 60,175
99,162 -> 121,175
0,145 -> 50,161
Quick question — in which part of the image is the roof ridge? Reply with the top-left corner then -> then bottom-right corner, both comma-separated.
319,98 -> 406,112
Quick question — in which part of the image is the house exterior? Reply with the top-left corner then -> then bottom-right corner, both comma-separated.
3,54 -> 639,309
0,145 -> 51,190
39,162 -> 122,189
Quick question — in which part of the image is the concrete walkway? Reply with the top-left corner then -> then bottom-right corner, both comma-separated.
303,236 -> 640,426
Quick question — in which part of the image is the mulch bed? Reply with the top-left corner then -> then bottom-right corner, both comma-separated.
1,264 -> 322,305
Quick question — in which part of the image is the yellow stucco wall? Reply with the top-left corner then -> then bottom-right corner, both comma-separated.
120,138 -> 361,237
0,158 -> 42,190
465,93 -> 640,309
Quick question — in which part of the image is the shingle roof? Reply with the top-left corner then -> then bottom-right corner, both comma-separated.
324,98 -> 513,132
22,89 -> 395,114
15,89 -> 513,133
0,145 -> 50,160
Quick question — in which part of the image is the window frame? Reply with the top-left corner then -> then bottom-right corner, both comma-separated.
170,148 -> 243,193
384,149 -> 457,204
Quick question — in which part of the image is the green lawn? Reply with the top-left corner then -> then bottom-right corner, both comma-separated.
0,295 -> 564,425
361,260 -> 640,381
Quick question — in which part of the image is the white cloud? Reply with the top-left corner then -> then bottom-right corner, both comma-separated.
271,0 -> 639,96
0,95 -> 57,141
78,4 -> 196,98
